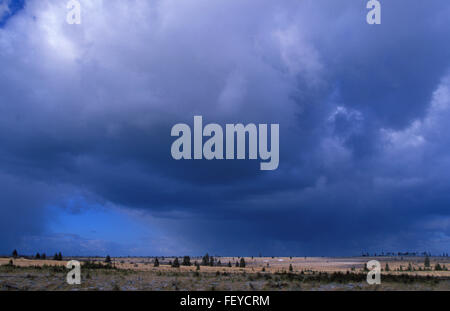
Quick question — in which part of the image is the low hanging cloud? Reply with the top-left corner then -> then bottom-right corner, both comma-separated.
0,0 -> 450,255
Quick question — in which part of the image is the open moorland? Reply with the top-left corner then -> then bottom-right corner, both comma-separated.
0,256 -> 449,291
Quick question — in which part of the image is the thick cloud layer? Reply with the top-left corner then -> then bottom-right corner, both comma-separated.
0,0 -> 449,255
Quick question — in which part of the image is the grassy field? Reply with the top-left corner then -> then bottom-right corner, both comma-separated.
1,256 -> 449,291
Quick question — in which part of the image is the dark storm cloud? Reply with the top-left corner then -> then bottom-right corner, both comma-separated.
0,172 -> 68,252
0,0 -> 449,255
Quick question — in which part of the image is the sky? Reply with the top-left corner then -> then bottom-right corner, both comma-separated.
0,0 -> 450,257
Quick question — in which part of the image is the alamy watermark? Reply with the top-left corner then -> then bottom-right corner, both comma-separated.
66,260 -> 81,285
66,0 -> 81,25
366,260 -> 381,285
171,116 -> 279,170
64,1 -> 378,26
366,0 -> 381,25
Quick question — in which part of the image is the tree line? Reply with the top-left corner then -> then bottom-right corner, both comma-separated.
11,249 -> 63,261
150,254 -> 247,269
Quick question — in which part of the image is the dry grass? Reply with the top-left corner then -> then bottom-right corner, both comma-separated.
2,256 -> 449,275
1,256 -> 449,291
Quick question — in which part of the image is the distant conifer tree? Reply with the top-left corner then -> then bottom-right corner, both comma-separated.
239,258 -> 246,268
424,255 -> 431,268
385,263 -> 390,272
227,261 -> 232,268
201,253 -> 210,266
105,255 -> 112,263
289,264 -> 293,272
12,249 -> 18,258
172,257 -> 180,268
42,253 -> 46,260
35,253 -> 41,259
153,258 -> 159,267
182,256 -> 191,266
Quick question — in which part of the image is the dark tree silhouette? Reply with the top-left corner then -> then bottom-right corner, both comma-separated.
239,258 -> 246,268
12,249 -> 18,258
105,255 -> 112,263
172,257 -> 180,268
424,255 -> 431,268
154,258 -> 160,267
201,253 -> 210,266
182,256 -> 191,266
